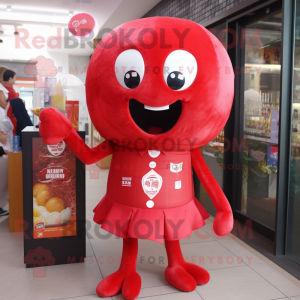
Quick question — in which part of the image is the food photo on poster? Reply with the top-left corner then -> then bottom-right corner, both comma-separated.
32,138 -> 76,239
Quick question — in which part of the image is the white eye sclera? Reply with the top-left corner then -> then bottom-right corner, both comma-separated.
163,50 -> 197,91
115,49 -> 145,89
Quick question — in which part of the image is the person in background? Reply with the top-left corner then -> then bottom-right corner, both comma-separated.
2,69 -> 19,101
0,68 -> 32,141
0,66 -> 8,102
0,69 -> 17,136
0,66 -> 9,216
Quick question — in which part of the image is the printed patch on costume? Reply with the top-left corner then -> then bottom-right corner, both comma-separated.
170,162 -> 183,173
141,170 -> 162,199
122,177 -> 132,187
175,180 -> 181,189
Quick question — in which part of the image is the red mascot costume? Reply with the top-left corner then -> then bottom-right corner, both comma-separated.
39,17 -> 234,300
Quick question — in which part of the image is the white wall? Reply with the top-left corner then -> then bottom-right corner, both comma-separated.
0,36 -> 69,74
68,55 -> 90,84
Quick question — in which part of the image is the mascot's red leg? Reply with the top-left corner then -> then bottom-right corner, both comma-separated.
165,240 -> 210,292
96,238 -> 141,299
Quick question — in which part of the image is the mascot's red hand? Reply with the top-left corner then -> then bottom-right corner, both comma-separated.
39,107 -> 113,165
191,148 -> 233,236
39,107 -> 73,145
213,211 -> 233,237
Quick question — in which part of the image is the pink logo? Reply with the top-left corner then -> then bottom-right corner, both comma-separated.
24,247 -> 55,277
86,164 -> 101,179
24,56 -> 57,87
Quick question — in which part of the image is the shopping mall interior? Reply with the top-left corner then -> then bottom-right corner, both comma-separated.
1,0 -> 300,299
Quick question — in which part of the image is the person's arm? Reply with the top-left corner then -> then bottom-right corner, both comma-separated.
0,90 -> 7,110
39,107 -> 113,165
0,132 -> 7,144
191,148 -> 233,236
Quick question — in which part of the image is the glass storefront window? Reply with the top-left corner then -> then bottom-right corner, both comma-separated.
239,13 -> 282,229
198,22 -> 226,216
286,0 -> 300,264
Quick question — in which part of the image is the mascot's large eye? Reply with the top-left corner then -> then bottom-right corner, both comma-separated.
163,50 -> 197,91
115,49 -> 145,89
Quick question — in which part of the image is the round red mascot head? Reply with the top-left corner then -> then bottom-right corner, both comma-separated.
86,17 -> 234,151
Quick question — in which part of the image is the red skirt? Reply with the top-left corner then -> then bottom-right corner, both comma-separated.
93,195 -> 210,244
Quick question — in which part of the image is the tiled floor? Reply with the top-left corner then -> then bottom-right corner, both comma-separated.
1,165 -> 300,300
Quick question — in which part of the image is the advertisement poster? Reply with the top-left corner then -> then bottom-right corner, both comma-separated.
267,145 -> 278,167
32,138 -> 76,239
267,145 -> 278,199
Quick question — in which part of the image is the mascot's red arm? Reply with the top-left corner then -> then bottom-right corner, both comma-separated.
39,107 -> 113,165
191,148 -> 233,236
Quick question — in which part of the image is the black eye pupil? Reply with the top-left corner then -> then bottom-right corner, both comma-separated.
124,70 -> 140,89
167,71 -> 185,90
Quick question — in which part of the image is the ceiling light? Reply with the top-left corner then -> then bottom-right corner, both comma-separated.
9,6 -> 68,14
7,6 -> 11,11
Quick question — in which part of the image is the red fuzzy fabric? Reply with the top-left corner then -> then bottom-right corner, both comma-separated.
39,17 -> 235,298
86,17 -> 234,151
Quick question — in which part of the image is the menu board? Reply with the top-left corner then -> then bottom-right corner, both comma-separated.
32,138 -> 76,239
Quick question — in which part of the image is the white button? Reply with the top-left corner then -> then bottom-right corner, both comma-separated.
146,200 -> 154,208
148,150 -> 160,158
149,161 -> 156,168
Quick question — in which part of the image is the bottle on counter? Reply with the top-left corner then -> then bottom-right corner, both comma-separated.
51,80 -> 65,111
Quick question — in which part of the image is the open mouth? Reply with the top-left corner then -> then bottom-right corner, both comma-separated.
129,99 -> 182,134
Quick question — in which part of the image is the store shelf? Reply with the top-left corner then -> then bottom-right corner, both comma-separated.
245,128 -> 270,134
245,63 -> 281,68
210,142 -> 224,147
246,114 -> 270,118
245,135 -> 278,144
261,101 -> 280,104
202,150 -> 216,158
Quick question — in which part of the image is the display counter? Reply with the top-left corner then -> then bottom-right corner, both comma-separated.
22,126 -> 86,267
8,152 -> 23,233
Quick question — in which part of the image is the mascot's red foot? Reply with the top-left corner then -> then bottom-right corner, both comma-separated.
165,240 -> 210,292
96,270 -> 141,299
96,238 -> 141,300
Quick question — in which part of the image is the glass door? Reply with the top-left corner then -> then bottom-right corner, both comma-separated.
197,22 -> 227,216
238,11 -> 282,229
286,0 -> 300,264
